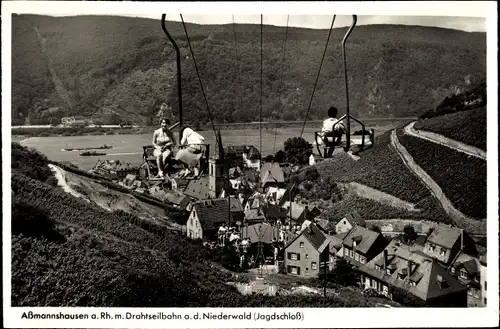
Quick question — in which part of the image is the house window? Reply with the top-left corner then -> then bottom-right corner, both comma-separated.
428,243 -> 435,252
450,267 -> 455,275
343,220 -> 347,224
306,254 -> 309,259
287,252 -> 300,261
410,281 -> 417,287
354,253 -> 359,262
287,266 -> 301,275
468,288 -> 473,296
371,279 -> 377,289
460,269 -> 468,279
375,265 -> 381,271
360,256 -> 366,264
300,242 -> 304,248
383,285 -> 388,295
474,289 -> 480,298
350,249 -> 354,258
386,269 -> 391,275
439,248 -> 446,257
484,297 -> 487,305
485,281 -> 487,291
311,262 -> 317,270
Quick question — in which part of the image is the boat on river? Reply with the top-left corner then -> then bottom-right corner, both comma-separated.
63,144 -> 113,152
80,151 -> 107,157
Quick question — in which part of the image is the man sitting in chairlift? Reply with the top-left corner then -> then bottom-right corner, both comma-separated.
317,106 -> 346,156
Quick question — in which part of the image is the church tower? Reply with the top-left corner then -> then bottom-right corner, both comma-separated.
208,130 -> 228,198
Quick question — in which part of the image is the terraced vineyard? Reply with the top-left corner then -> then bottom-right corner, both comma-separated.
319,193 -> 452,223
414,107 -> 487,150
397,131 -> 486,219
316,131 -> 434,204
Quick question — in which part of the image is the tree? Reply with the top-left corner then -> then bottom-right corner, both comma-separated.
402,225 -> 418,244
282,137 -> 313,165
221,245 -> 240,271
331,259 -> 360,287
164,207 -> 189,225
263,154 -> 274,162
274,150 -> 286,163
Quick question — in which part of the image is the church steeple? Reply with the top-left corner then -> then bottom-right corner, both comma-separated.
208,129 -> 229,198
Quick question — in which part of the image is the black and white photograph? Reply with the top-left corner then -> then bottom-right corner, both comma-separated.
2,1 -> 498,328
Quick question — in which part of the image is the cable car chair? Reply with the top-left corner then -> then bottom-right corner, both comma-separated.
314,15 -> 375,159
138,15 -> 212,181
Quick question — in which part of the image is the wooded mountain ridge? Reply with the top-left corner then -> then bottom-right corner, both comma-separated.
12,14 -> 486,126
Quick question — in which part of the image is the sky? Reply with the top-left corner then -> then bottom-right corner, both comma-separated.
3,1 -> 491,32
129,14 -> 487,32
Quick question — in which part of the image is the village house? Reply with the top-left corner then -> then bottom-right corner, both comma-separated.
163,192 -> 190,210
358,240 -> 468,307
242,146 -> 261,170
186,198 -> 234,241
240,222 -> 281,262
336,225 -> 388,267
224,145 -> 261,170
283,223 -> 330,278
170,177 -> 189,191
334,211 -> 366,234
228,196 -> 245,225
244,193 -> 267,211
265,186 -> 289,205
448,252 -> 487,307
61,116 -> 88,127
260,162 -> 286,190
280,201 -> 317,229
262,204 -> 288,225
422,223 -> 477,266
244,208 -> 267,225
90,159 -> 139,180
183,176 -> 212,202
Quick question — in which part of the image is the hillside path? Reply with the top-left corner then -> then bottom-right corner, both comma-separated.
405,121 -> 486,160
390,129 -> 486,235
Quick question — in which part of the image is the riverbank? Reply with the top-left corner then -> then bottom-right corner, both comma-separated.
11,118 -> 416,138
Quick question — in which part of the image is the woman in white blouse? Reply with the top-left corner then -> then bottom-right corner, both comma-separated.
175,126 -> 205,177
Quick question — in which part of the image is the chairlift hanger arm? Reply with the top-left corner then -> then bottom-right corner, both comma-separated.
342,15 -> 357,152
161,14 -> 183,141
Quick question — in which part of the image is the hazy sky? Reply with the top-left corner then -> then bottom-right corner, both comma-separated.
4,1 -> 491,32
128,14 -> 487,32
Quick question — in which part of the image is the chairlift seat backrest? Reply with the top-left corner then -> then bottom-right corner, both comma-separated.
143,145 -> 157,161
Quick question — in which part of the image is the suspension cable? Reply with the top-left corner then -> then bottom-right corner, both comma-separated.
299,15 -> 336,138
233,15 -> 247,146
259,14 -> 263,161
272,14 -> 290,154
179,14 -> 218,140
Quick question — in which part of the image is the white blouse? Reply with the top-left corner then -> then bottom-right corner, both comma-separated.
181,127 -> 205,145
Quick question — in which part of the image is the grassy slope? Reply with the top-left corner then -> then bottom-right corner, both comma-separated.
397,132 -> 486,219
11,143 -> 395,307
12,14 -> 486,125
414,107 -> 487,150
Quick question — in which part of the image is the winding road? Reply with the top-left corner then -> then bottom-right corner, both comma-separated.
404,121 -> 486,160
390,122 -> 486,235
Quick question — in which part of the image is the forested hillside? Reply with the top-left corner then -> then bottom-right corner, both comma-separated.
12,14 -> 486,126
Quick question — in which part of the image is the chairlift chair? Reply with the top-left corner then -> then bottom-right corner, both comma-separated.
313,15 -> 375,159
